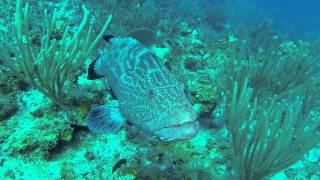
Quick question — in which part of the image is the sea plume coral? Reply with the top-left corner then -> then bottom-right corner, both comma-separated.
0,0 -> 112,108
217,35 -> 320,179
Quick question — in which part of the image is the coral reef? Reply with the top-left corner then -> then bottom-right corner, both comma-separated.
0,0 -> 319,179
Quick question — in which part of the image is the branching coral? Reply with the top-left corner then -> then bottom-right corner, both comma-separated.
87,1 -> 166,36
217,34 -> 320,179
224,78 -> 320,180
0,0 -> 112,108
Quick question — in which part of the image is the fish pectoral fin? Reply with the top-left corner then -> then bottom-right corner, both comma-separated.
87,105 -> 126,134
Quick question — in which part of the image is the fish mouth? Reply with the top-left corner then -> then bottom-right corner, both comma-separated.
154,121 -> 199,141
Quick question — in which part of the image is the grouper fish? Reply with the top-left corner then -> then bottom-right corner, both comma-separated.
87,35 -> 199,141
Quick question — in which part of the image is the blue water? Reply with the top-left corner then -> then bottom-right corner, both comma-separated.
171,0 -> 320,40
255,0 -> 320,39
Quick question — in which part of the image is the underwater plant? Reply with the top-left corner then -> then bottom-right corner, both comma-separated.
225,78 -> 320,180
87,0 -> 166,36
0,95 -> 11,105
201,0 -> 227,32
217,35 -> 320,179
0,0 -> 112,108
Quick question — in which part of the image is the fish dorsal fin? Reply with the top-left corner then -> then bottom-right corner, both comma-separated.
103,35 -> 115,42
127,28 -> 161,47
87,105 -> 126,134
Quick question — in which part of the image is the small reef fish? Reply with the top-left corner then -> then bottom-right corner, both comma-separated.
112,159 -> 127,173
87,35 -> 199,141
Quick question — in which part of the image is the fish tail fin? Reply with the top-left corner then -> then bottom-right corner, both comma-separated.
87,59 -> 104,80
87,105 -> 126,134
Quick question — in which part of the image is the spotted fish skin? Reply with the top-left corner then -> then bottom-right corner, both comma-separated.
91,37 -> 199,141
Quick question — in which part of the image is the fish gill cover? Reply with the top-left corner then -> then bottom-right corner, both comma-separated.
0,0 -> 319,179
